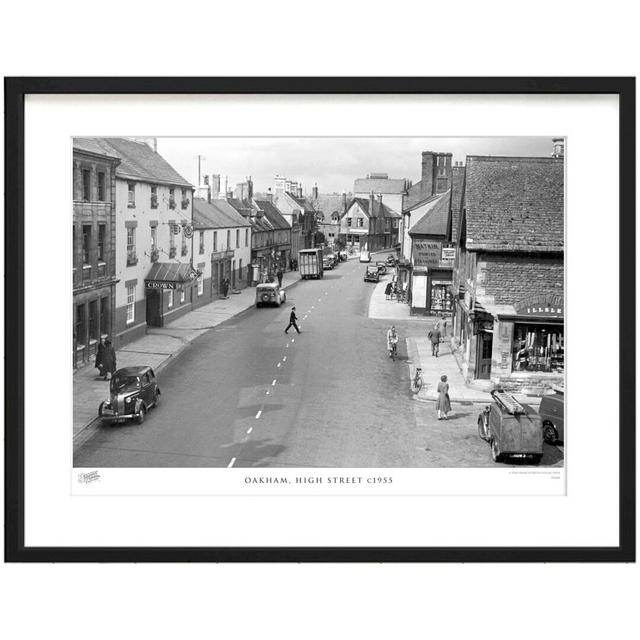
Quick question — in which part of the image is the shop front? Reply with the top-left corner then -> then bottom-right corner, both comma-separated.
211,249 -> 234,297
409,239 -> 454,315
471,295 -> 564,392
144,262 -> 198,327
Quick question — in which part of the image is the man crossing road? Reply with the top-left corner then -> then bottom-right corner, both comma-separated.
284,306 -> 301,334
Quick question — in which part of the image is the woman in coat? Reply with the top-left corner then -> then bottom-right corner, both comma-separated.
94,339 -> 105,377
384,282 -> 393,300
436,374 -> 451,420
101,339 -> 117,380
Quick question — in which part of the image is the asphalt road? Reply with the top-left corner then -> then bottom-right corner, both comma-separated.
75,253 -> 564,468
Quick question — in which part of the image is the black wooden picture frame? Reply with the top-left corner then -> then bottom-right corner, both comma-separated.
4,77 -> 635,562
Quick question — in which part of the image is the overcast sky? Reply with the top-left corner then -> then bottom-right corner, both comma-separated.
155,137 -> 556,195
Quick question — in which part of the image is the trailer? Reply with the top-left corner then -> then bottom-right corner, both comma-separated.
298,248 -> 324,280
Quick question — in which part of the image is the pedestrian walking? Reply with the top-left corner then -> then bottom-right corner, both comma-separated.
222,277 -> 230,297
277,268 -> 283,287
428,326 -> 441,356
441,316 -> 448,341
94,338 -> 105,378
284,306 -> 301,334
436,375 -> 451,420
384,282 -> 393,300
101,338 -> 117,380
293,258 -> 298,271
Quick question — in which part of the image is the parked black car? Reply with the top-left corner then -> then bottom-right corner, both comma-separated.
98,366 -> 161,425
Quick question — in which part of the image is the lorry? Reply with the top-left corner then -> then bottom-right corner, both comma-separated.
298,248 -> 324,280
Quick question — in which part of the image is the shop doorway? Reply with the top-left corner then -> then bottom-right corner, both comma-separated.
211,262 -> 220,296
476,331 -> 493,379
145,289 -> 163,327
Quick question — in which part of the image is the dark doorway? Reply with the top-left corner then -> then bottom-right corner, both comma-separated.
146,289 -> 163,327
211,262 -> 220,297
476,331 -> 493,379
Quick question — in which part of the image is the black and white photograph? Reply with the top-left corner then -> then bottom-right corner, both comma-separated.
72,136 -> 565,471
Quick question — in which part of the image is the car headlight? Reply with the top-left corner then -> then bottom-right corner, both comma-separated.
125,397 -> 132,404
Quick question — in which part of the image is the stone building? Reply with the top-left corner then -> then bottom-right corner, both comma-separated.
192,197 -> 252,303
74,138 -> 196,345
452,154 -> 564,393
72,140 -> 120,368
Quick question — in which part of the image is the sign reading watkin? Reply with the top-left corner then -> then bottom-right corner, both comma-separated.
413,241 -> 442,267
515,295 -> 564,317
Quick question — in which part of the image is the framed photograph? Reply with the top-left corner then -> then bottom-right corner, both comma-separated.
5,77 -> 635,562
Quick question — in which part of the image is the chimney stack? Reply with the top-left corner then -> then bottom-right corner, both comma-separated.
421,151 -> 434,199
369,191 -> 375,215
342,191 -> 347,212
312,183 -> 319,200
266,188 -> 273,203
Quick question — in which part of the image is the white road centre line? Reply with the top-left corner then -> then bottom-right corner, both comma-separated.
272,379 -> 277,386
255,410 -> 262,419
266,391 -> 270,395
283,356 -> 287,361
246,427 -> 253,434
227,457 -> 236,468
291,339 -> 295,343
312,306 -> 315,309
277,362 -> 281,367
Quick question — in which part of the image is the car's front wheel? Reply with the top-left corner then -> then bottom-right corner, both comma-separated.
491,438 -> 503,463
136,405 -> 146,424
543,421 -> 557,444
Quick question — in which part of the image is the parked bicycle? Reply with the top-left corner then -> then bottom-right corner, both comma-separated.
413,367 -> 423,391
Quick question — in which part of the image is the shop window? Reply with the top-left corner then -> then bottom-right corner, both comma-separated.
430,283 -> 452,313
167,289 -> 174,309
512,324 -> 564,373
180,289 -> 185,304
197,273 -> 203,296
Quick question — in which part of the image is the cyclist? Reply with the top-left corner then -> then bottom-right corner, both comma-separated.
387,325 -> 399,359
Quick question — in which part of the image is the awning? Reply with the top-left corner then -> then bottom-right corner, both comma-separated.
145,262 -> 199,290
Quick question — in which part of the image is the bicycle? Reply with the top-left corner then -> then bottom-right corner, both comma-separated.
413,367 -> 423,391
388,342 -> 398,361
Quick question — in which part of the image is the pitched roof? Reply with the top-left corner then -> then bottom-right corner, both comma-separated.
227,197 -> 256,218
408,190 -> 451,237
463,156 -> 564,252
350,197 -> 401,219
311,194 -> 346,220
449,165 -> 466,244
73,137 -> 192,187
354,177 -> 407,194
73,138 -> 120,161
254,199 -> 291,230
192,198 -> 251,230
286,192 -> 316,212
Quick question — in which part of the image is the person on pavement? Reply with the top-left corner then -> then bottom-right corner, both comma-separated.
101,338 -> 117,380
428,326 -> 441,357
385,282 -> 393,300
436,375 -> 451,420
94,338 -> 105,378
387,325 -> 398,357
284,306 -> 300,334
277,268 -> 283,288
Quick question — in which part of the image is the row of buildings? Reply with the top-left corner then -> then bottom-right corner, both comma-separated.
73,137 -> 403,369
394,140 -> 565,393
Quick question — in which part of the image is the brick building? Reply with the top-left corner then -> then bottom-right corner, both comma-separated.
72,141 -> 120,368
339,195 -> 401,252
452,155 -> 564,392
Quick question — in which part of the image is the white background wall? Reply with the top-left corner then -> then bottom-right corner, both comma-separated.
3,3 -> 638,640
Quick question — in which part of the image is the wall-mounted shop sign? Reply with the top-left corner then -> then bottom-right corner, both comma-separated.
145,280 -> 176,290
413,241 -> 441,267
515,294 -> 564,317
441,245 -> 456,264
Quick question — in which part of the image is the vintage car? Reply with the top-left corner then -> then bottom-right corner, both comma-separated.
375,261 -> 388,274
339,250 -> 348,262
324,252 -> 339,266
538,385 -> 565,444
255,282 -> 286,307
478,389 -> 544,463
364,265 -> 380,283
322,256 -> 334,270
359,251 -> 372,263
386,254 -> 396,265
98,366 -> 160,425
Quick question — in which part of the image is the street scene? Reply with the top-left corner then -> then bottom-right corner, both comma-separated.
73,137 -> 565,468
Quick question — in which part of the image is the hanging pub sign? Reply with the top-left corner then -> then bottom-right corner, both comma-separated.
515,295 -> 564,317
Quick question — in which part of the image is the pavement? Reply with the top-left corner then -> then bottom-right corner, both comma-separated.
73,269 -> 302,447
